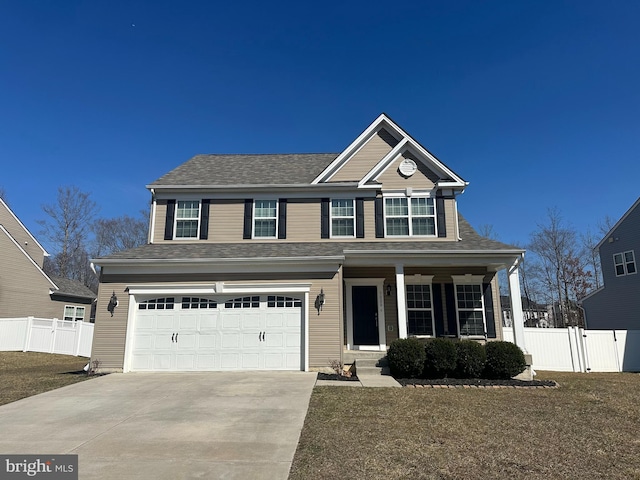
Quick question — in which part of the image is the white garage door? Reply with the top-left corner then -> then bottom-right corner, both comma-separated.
130,295 -> 302,371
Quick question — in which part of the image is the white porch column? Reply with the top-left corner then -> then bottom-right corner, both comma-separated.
508,257 -> 527,353
395,264 -> 407,339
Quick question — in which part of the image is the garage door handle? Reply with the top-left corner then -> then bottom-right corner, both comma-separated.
263,332 -> 266,342
175,333 -> 178,343
171,333 -> 175,343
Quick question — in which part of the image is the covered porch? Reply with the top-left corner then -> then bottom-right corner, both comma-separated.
342,250 -> 528,355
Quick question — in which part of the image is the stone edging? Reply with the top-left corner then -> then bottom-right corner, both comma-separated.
403,381 -> 559,389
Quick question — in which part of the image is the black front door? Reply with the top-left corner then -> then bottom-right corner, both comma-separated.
353,285 -> 379,345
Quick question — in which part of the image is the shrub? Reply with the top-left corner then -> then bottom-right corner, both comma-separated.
387,338 -> 426,378
422,338 -> 457,379
484,341 -> 526,379
454,340 -> 486,378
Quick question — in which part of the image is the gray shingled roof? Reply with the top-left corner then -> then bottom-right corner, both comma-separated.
149,154 -> 339,186
96,217 -> 522,262
51,276 -> 96,299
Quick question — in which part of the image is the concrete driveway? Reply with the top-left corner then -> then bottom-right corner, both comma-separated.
0,371 -> 317,479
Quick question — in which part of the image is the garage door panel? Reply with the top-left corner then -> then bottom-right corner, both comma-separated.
131,295 -> 303,372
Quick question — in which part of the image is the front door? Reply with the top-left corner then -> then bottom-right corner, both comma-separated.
352,285 -> 379,345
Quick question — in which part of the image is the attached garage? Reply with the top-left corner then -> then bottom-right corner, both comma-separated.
125,291 -> 306,372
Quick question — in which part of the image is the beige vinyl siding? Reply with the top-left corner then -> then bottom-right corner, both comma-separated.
153,199 -> 168,243
210,200 -> 244,242
377,151 -> 439,189
0,231 -> 78,319
0,202 -> 45,267
331,129 -> 397,182
489,275 -> 503,341
287,200 -> 321,241
444,197 -> 457,240
91,282 -> 130,371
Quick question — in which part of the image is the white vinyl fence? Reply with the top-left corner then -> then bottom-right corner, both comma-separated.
0,317 -> 94,357
503,327 -> 640,373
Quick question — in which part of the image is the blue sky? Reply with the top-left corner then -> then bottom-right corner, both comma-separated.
1,1 -> 639,252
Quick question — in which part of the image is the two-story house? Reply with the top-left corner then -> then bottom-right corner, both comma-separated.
581,197 -> 640,329
90,114 -> 527,372
0,198 -> 96,321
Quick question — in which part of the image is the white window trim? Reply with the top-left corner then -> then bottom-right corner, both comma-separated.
330,198 -> 356,238
64,305 -> 85,321
451,275 -> 486,338
252,199 -> 278,239
614,250 -> 637,277
405,274 -> 435,337
173,200 -> 201,240
383,194 -> 437,237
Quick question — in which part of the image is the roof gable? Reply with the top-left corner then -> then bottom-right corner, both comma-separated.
311,113 -> 468,190
596,197 -> 640,249
0,198 -> 49,261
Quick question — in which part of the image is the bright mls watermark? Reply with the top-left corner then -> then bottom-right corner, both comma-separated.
0,455 -> 77,479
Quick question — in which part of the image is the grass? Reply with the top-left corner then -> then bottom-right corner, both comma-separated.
0,351 -> 93,406
289,372 -> 640,480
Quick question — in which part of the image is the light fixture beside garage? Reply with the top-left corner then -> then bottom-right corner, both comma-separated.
314,288 -> 325,314
107,292 -> 118,317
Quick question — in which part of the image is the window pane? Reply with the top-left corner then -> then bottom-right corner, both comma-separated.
625,251 -> 635,263
406,285 -> 431,309
176,220 -> 198,238
616,264 -> 626,276
177,201 -> 199,219
614,253 -> 623,265
411,197 -> 434,216
412,218 -> 436,236
331,199 -> 354,217
332,218 -> 354,236
456,285 -> 482,309
408,310 -> 433,336
627,262 -> 636,274
254,219 -> 276,237
385,198 -> 408,216
255,200 -> 276,218
459,311 -> 485,336
75,307 -> 85,320
386,218 -> 409,236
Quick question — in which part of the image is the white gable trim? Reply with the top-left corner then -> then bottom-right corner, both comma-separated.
312,113 -> 468,190
0,198 -> 49,256
0,224 -> 58,290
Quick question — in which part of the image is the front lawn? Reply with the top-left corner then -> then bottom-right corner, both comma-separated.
0,351 -> 93,406
289,372 -> 640,480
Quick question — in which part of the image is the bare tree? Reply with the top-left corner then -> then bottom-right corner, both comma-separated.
527,208 -> 592,327
581,228 -> 603,289
477,223 -> 499,240
598,215 -> 616,236
93,212 -> 148,257
38,186 -> 98,284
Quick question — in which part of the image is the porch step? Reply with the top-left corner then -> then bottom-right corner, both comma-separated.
343,350 -> 388,365
343,351 -> 391,376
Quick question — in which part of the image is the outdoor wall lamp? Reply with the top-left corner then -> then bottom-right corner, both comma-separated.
314,288 -> 325,315
107,292 -> 119,317
386,284 -> 392,296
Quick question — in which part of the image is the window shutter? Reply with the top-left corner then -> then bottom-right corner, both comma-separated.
278,198 -> 287,239
444,283 -> 458,336
484,283 -> 496,338
243,199 -> 253,239
164,199 -> 176,240
436,195 -> 447,238
356,198 -> 365,238
432,283 -> 444,337
199,199 -> 210,240
321,198 -> 329,239
374,197 -> 384,238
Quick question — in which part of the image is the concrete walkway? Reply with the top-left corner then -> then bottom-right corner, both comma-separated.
0,371 -> 317,480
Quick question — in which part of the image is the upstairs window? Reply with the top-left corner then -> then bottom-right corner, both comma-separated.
384,196 -> 436,237
331,199 -> 355,237
175,201 -> 200,239
254,200 -> 277,238
64,305 -> 85,321
614,250 -> 636,276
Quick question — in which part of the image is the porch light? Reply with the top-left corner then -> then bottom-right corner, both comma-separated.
314,288 -> 325,315
107,292 -> 119,317
386,284 -> 392,296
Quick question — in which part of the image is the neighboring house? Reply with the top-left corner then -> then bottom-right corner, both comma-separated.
91,113 -> 528,373
500,295 -> 550,328
581,197 -> 640,329
0,198 -> 96,321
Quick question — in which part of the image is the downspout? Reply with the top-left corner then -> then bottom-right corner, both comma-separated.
149,189 -> 156,244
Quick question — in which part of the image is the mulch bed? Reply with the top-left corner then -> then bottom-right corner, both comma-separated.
317,373 -> 360,382
397,377 -> 558,388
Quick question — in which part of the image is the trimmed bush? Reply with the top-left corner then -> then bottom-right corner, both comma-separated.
422,338 -> 457,379
387,338 -> 426,378
484,341 -> 526,379
454,340 -> 486,378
